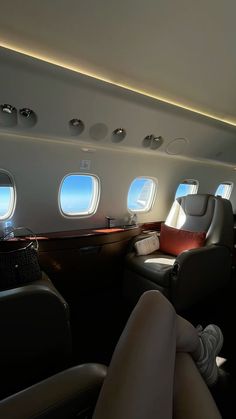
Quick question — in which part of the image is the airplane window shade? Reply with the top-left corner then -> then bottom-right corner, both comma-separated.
215,182 -> 233,199
59,174 -> 100,216
127,177 -> 157,212
0,172 -> 15,220
175,179 -> 199,199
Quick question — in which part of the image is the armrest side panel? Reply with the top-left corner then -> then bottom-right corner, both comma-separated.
0,363 -> 107,419
171,245 -> 232,311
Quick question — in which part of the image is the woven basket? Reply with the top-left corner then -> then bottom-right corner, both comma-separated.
0,227 -> 42,290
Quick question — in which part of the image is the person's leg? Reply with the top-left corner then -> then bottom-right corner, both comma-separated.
93,290 -> 177,419
173,353 -> 222,419
176,315 -> 201,357
93,290 -> 222,419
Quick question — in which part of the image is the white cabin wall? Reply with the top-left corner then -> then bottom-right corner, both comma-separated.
0,133 -> 235,234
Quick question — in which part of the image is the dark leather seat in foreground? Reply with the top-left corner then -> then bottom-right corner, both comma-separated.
0,363 -> 107,419
124,194 -> 234,311
0,272 -> 72,399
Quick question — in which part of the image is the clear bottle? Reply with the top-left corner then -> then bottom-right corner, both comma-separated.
3,220 -> 14,240
129,213 -> 137,225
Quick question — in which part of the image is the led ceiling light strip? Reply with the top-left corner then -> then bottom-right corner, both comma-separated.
0,42 -> 236,127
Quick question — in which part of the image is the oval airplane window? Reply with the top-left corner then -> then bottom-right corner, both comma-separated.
175,179 -> 199,199
127,177 -> 157,213
0,171 -> 16,220
59,174 -> 100,216
215,182 -> 233,199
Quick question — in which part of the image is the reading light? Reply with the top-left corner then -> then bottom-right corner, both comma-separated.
112,128 -> 126,142
70,118 -> 84,127
19,108 -> 33,118
114,128 -> 125,135
69,118 -> 85,135
1,104 -> 16,114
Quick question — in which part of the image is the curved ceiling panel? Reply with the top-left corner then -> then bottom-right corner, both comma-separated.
0,0 -> 236,125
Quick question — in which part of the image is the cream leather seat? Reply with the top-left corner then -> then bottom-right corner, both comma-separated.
124,194 -> 234,311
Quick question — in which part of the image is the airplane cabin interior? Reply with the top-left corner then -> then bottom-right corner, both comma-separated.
0,1 -> 236,418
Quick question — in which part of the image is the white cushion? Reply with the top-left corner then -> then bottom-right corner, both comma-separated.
134,234 -> 160,256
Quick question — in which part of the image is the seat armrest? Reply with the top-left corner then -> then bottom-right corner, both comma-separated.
0,271 -> 69,320
0,363 -> 107,419
38,272 -> 70,316
171,245 -> 232,311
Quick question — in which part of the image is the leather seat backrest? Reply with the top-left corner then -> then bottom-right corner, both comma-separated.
165,194 -> 234,250
0,274 -> 72,399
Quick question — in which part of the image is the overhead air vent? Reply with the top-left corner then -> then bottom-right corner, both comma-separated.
142,135 -> 163,150
0,104 -> 17,127
19,108 -> 33,118
19,108 -> 37,127
69,118 -> 85,136
111,128 -> 126,143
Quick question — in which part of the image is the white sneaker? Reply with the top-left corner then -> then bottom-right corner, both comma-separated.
196,324 -> 223,387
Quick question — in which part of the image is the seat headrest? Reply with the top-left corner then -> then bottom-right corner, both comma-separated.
180,194 -> 210,216
169,194 -> 234,249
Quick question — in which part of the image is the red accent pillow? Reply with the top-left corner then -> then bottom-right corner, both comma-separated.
159,223 -> 206,256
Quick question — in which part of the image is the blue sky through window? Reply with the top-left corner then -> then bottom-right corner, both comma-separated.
128,178 -> 154,211
175,183 -> 192,199
215,184 -> 225,197
0,187 -> 13,218
60,175 -> 95,215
